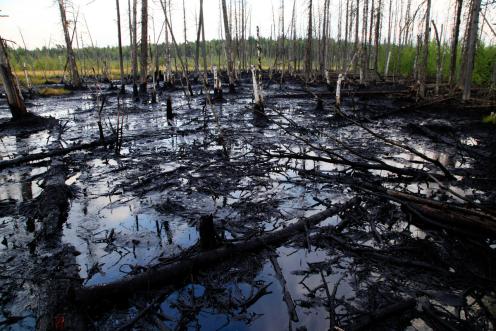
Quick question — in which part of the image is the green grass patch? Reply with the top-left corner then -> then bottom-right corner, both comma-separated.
483,113 -> 496,125
38,87 -> 72,97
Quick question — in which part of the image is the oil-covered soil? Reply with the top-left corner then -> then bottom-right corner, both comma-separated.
0,75 -> 495,330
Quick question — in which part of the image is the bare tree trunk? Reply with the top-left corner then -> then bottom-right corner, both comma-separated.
343,0 -> 350,71
462,0 -> 482,101
160,0 -> 193,97
419,0 -> 431,98
320,0 -> 329,76
0,37 -> 29,120
432,21 -> 442,96
304,0 -> 313,84
221,0 -> 236,92
58,0 -> 81,88
195,1 -> 202,78
372,0 -> 381,72
384,0 -> 393,77
368,0 -> 375,71
200,0 -> 208,83
449,0 -> 463,90
353,0 -> 360,72
129,0 -> 138,96
252,26 -> 264,110
162,0 -> 172,86
139,0 -> 148,95
116,0 -> 125,93
280,0 -> 286,84
182,0 -> 189,77
360,0 -> 369,84
291,0 -> 297,75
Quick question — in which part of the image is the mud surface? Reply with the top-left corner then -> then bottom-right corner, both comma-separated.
1,77 -> 495,330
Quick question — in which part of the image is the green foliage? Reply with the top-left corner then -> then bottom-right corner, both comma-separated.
483,113 -> 496,125
7,38 -> 496,87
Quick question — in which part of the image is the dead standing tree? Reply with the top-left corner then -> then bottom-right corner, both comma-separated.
221,0 -> 236,93
139,0 -> 148,95
58,0 -> 81,88
0,37 -> 30,120
116,0 -> 125,94
418,0 -> 431,98
129,0 -> 139,96
449,0 -> 463,92
461,0 -> 482,101
360,0 -> 369,84
304,0 -> 313,84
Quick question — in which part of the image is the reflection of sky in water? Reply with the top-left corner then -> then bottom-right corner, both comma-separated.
0,86 -> 490,330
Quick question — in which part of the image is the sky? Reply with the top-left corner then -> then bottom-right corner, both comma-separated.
0,0 -> 493,50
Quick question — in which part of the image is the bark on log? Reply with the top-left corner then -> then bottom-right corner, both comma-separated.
33,158 -> 85,331
75,199 -> 358,305
0,37 -> 29,120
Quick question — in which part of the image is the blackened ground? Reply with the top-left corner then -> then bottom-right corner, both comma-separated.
0,73 -> 495,330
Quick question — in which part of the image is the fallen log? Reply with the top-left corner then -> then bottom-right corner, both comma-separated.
31,158 -> 85,331
349,298 -> 417,331
408,203 -> 496,237
0,137 -> 115,170
75,198 -> 359,305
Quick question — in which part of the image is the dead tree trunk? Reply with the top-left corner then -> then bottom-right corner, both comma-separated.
195,0 -> 202,78
160,0 -> 193,97
320,0 -> 329,76
449,0 -> 463,90
419,0 -> 431,98
353,0 -> 360,72
58,0 -> 81,88
129,0 -> 139,96
372,0 -> 381,72
116,0 -> 125,94
360,0 -> 369,84
162,0 -> 172,86
200,0 -> 208,82
304,0 -> 313,84
384,0 -> 393,77
432,21 -> 442,96
139,0 -> 148,95
461,0 -> 482,101
221,0 -> 236,93
0,37 -> 29,120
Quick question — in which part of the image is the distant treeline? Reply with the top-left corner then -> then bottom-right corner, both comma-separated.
8,38 -> 496,86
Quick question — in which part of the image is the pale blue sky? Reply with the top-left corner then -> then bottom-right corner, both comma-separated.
0,0 -> 493,50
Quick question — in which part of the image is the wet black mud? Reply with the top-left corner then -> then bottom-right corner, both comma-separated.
1,75 -> 495,330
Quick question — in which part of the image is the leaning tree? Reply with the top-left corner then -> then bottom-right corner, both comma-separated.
0,37 -> 30,120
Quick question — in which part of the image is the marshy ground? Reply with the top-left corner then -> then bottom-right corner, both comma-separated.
0,74 -> 495,330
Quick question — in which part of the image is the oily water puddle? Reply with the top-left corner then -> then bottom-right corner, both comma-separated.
0,79 -> 495,330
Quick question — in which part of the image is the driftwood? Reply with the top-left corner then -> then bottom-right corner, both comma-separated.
75,198 -> 359,305
0,137 -> 115,170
